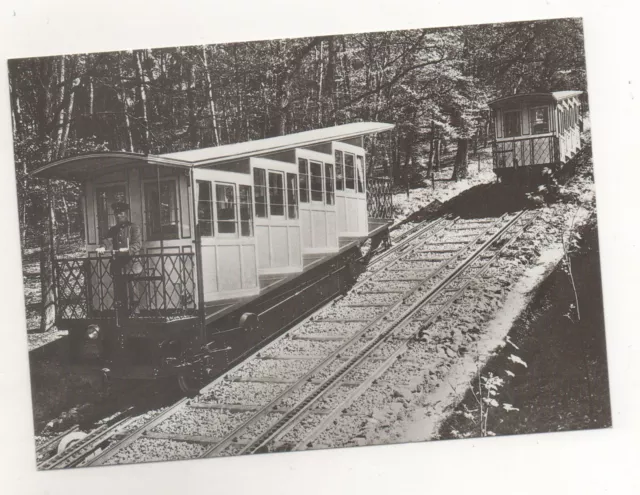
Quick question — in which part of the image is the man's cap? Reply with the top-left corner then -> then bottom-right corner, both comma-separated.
111,202 -> 130,213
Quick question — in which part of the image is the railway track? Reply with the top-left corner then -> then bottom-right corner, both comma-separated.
76,208 -> 537,467
36,413 -> 134,470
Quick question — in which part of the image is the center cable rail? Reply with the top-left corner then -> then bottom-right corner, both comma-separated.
86,211 -> 520,466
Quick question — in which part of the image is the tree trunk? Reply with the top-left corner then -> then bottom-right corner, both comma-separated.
202,46 -> 221,146
117,56 -> 134,153
186,58 -> 199,147
54,57 -> 66,160
88,77 -> 94,115
434,133 -> 441,171
59,77 -> 79,158
134,50 -> 150,153
403,131 -> 414,197
39,181 -> 57,332
452,138 -> 470,181
427,121 -> 435,179
317,41 -> 324,126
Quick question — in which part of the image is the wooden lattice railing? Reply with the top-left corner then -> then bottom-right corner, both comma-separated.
367,177 -> 393,219
54,253 -> 197,321
492,135 -> 559,169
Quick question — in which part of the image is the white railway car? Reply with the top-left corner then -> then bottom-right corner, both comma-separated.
33,122 -> 395,391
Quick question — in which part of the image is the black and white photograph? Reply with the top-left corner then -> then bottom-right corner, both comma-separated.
1,0 -> 638,493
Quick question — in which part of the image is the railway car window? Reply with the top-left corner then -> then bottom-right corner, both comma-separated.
504,111 -> 521,137
310,161 -> 323,202
530,107 -> 549,135
298,158 -> 309,203
345,153 -> 355,190
334,150 -> 344,191
287,173 -> 299,219
239,185 -> 253,237
144,179 -> 180,240
196,180 -> 214,237
216,183 -> 237,235
356,155 -> 365,193
96,184 -> 127,241
253,168 -> 268,218
268,171 -> 285,217
325,163 -> 334,205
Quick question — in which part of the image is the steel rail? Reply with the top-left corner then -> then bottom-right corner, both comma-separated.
236,211 -> 529,454
199,214 -> 510,458
88,211 -> 506,466
37,416 -> 132,470
290,211 -> 538,450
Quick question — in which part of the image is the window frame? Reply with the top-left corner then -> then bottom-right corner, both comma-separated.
215,182 -> 238,237
298,158 -> 310,204
268,170 -> 286,218
286,173 -> 299,219
238,184 -> 254,237
196,180 -> 215,238
324,162 -> 334,205
309,160 -> 324,203
253,168 -> 268,219
529,105 -> 550,135
142,177 -> 181,241
503,109 -> 522,138
344,152 -> 356,190
334,150 -> 344,191
95,182 -> 128,242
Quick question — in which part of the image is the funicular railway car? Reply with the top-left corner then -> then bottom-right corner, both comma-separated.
489,90 -> 583,185
32,122 -> 395,392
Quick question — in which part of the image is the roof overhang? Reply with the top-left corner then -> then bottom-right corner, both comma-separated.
31,152 -> 192,181
488,91 -> 583,110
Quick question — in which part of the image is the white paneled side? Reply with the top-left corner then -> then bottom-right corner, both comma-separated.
336,195 -> 347,233
200,245 -> 218,298
346,197 -> 358,232
300,209 -> 312,248
241,245 -> 258,288
288,226 -> 302,267
326,211 -> 337,248
217,245 -> 242,292
356,203 -> 367,229
358,198 -> 368,234
312,210 -> 327,248
270,225 -> 290,268
256,225 -> 270,269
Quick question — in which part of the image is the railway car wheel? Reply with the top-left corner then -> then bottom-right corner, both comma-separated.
57,431 -> 87,455
177,372 -> 205,396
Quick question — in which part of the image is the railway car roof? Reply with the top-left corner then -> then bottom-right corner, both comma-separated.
32,122 -> 394,181
488,90 -> 583,109
161,122 -> 395,166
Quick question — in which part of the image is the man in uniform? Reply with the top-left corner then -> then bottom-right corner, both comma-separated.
96,202 -> 142,256
96,202 -> 143,313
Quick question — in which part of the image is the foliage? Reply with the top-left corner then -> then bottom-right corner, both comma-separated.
8,18 -> 587,247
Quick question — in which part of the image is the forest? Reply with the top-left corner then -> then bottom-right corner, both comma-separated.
9,18 -> 586,249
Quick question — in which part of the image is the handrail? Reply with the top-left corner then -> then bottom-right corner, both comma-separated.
54,252 -> 197,321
